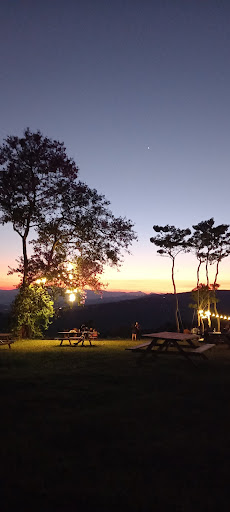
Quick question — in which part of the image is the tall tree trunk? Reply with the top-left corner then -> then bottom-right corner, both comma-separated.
213,260 -> 220,331
22,235 -> 29,286
197,259 -> 202,327
206,256 -> 211,327
171,257 -> 180,332
22,213 -> 31,286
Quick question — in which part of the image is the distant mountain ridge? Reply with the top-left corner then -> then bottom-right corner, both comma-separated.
0,288 -> 147,311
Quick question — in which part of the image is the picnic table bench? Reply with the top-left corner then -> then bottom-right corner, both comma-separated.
126,332 -> 215,366
0,333 -> 15,349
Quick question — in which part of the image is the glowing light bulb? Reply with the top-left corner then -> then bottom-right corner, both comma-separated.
69,293 -> 76,302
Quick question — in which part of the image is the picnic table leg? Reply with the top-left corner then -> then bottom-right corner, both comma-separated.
198,352 -> 209,361
75,337 -> 83,346
174,341 -> 197,367
186,338 -> 197,349
137,339 -> 157,366
157,340 -> 170,353
60,337 -> 72,346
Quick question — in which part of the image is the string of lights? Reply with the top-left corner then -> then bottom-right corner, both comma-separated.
199,310 -> 230,320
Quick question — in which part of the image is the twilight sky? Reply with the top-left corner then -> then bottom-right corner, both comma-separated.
1,0 -> 230,293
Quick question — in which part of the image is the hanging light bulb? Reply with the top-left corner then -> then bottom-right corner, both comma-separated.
69,293 -> 76,302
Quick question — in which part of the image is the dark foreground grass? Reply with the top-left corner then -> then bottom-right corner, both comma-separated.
1,339 -> 230,512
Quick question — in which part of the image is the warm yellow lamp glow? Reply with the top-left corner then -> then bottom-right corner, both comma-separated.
36,277 -> 46,285
69,293 -> 76,302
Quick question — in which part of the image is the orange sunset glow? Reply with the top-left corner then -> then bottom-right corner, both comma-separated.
1,255 -> 230,295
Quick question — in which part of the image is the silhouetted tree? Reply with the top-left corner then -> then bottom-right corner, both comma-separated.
0,128 -> 136,335
150,225 -> 191,332
190,219 -> 230,329
0,128 -> 79,286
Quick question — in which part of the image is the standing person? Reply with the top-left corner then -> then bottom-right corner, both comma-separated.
131,321 -> 141,341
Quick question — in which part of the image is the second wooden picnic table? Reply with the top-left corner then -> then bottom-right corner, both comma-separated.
0,332 -> 15,349
126,331 -> 214,366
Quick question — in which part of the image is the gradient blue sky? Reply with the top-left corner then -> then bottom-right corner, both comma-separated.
1,0 -> 230,292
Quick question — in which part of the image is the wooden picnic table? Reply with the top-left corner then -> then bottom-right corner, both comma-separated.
57,331 -> 83,346
126,331 -> 215,366
0,333 -> 15,349
57,330 -> 98,346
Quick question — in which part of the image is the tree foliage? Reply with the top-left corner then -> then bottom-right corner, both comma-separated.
189,218 -> 230,288
0,128 -> 136,292
11,285 -> 54,338
0,128 -> 79,286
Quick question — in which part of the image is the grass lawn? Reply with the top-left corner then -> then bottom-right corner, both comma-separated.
1,338 -> 230,511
